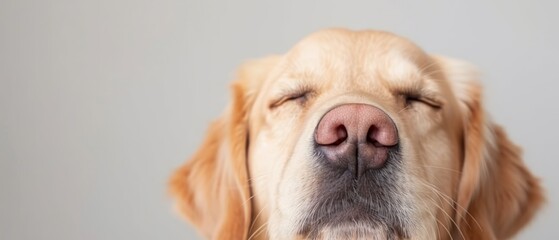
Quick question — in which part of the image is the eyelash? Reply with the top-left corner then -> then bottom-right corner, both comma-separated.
269,90 -> 311,109
403,93 -> 442,109
269,90 -> 441,109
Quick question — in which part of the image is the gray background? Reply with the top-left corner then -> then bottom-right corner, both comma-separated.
1,0 -> 557,239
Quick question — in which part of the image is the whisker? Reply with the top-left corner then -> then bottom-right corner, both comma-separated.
413,175 -> 482,233
415,177 -> 467,227
420,165 -> 461,174
249,202 -> 269,236
419,181 -> 466,240
418,61 -> 439,74
401,154 -> 482,232
248,221 -> 269,240
419,199 -> 452,240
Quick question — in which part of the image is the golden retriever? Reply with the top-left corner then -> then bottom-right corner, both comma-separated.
169,29 -> 544,240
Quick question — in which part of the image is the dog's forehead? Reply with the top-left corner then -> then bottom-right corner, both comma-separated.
275,29 -> 433,93
282,29 -> 431,81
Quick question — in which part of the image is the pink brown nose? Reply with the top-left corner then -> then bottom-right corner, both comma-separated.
315,104 -> 399,177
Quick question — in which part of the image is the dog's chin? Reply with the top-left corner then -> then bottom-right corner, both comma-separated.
297,208 -> 406,240
296,195 -> 409,240
311,224 -> 399,240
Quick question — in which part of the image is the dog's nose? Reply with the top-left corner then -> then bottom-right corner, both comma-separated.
315,104 -> 398,177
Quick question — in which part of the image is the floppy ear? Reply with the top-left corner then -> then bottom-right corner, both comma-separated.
434,56 -> 545,239
169,56 -> 280,239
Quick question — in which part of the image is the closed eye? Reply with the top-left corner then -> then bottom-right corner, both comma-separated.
404,94 -> 443,109
269,90 -> 311,109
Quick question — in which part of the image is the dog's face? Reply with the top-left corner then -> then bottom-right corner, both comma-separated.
247,30 -> 464,239
170,29 -> 543,240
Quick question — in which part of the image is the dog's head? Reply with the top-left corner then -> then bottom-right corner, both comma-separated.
170,29 -> 544,240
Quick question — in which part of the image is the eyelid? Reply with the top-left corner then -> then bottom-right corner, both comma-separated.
269,90 -> 311,109
406,94 -> 444,109
415,96 -> 443,108
399,89 -> 443,109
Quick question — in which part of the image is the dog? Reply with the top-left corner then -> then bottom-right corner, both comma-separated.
170,29 -> 544,240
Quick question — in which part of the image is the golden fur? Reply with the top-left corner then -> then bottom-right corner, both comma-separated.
170,29 -> 544,240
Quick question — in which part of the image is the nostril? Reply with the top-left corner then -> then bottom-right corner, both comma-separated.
367,127 -> 391,147
366,126 -> 379,145
315,124 -> 348,146
331,125 -> 347,145
367,124 -> 398,147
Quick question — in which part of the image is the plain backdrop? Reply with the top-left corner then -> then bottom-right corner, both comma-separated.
1,0 -> 558,239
